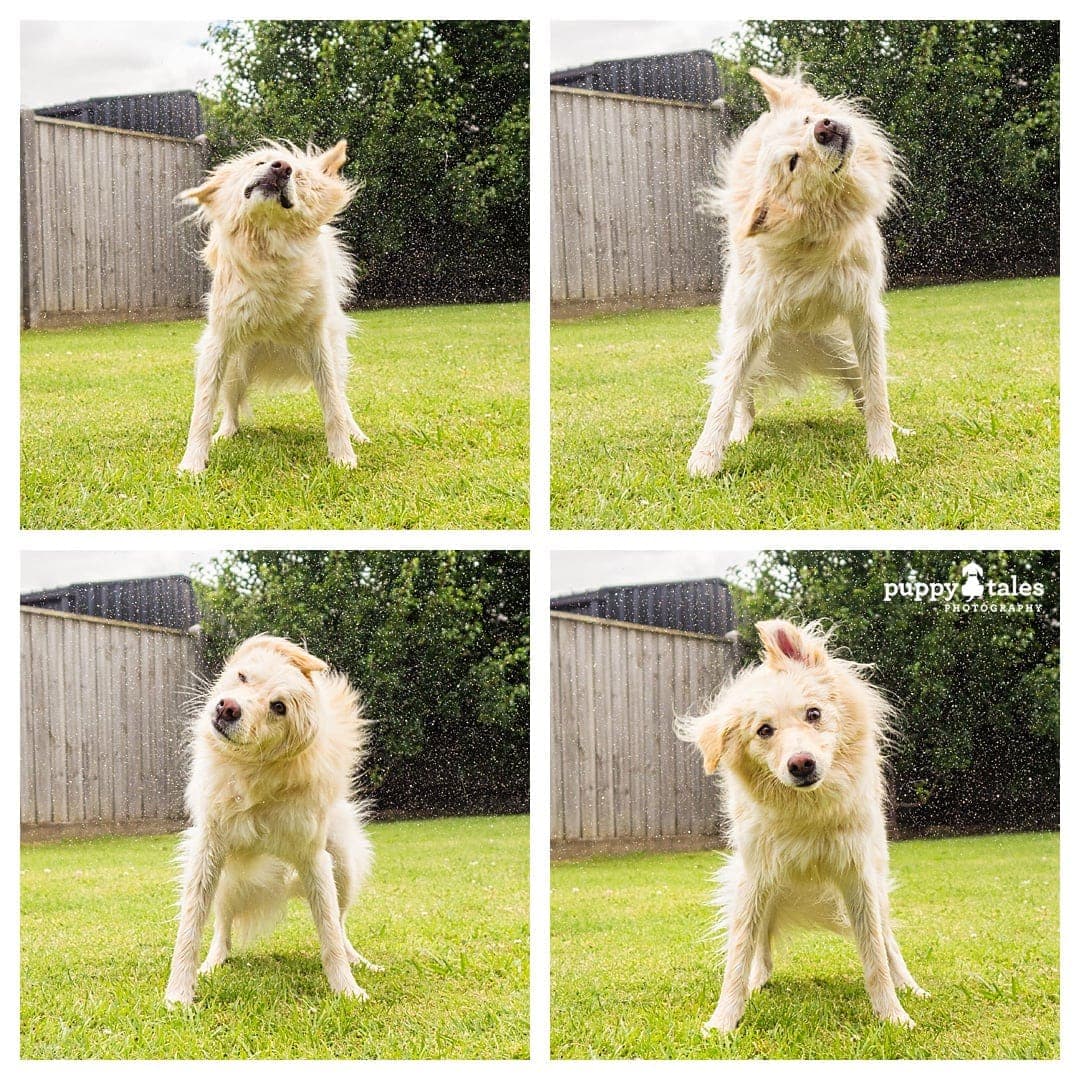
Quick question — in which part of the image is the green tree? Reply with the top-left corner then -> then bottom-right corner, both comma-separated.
195,550 -> 529,817
200,20 -> 529,305
731,550 -> 1058,835
715,21 -> 1059,283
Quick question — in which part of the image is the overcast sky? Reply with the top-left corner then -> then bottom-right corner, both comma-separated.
20,551 -> 224,593
551,550 -> 759,597
20,21 -> 220,108
551,20 -> 741,71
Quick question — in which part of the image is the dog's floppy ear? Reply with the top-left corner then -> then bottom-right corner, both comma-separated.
277,639 -> 329,678
676,706 -> 734,775
255,636 -> 329,679
756,620 -> 829,670
318,140 -> 348,176
177,175 -> 223,206
743,200 -> 772,237
747,66 -> 790,109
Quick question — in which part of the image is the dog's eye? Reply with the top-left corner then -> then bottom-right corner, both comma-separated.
756,724 -> 774,739
270,701 -> 287,716
806,707 -> 821,723
789,154 -> 799,172
237,672 -> 247,683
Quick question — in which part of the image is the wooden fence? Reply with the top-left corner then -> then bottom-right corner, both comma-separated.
20,607 -> 205,831
20,111 -> 209,329
550,87 -> 730,315
551,612 -> 737,854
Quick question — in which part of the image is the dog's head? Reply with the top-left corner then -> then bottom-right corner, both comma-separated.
718,68 -> 897,243
179,140 -> 356,236
679,620 -> 887,796
199,634 -> 328,762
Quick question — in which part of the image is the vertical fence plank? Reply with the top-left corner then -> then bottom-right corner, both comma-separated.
20,116 -> 207,327
20,609 -> 205,827
550,87 -> 729,310
551,613 -> 734,848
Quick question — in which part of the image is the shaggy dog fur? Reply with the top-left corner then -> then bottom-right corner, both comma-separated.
688,68 -> 905,477
678,620 -> 926,1032
177,141 -> 367,474
165,635 -> 378,1006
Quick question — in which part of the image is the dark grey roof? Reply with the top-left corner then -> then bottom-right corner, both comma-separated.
35,91 -> 204,139
21,574 -> 200,631
551,49 -> 723,105
551,578 -> 734,637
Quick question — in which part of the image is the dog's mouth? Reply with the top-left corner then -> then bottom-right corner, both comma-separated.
791,775 -> 822,789
212,713 -> 238,740
243,170 -> 294,210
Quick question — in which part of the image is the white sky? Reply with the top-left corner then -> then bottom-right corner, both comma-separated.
551,550 -> 759,597
551,20 -> 741,71
20,551 -> 224,593
20,21 -> 221,109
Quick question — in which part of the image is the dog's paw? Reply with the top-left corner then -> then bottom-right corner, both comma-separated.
332,977 -> 369,1001
177,456 -> 208,476
702,1004 -> 743,1035
868,440 -> 899,463
688,446 -> 724,478
329,450 -> 358,468
198,955 -> 227,975
877,1006 -> 915,1028
211,426 -> 237,443
350,427 -> 370,445
164,983 -> 195,1009
893,423 -> 916,437
904,983 -> 930,999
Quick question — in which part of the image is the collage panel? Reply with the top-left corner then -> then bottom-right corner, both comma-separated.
20,19 -> 530,531
20,549 -> 529,1059
550,20 -> 1059,530
550,549 -> 1059,1059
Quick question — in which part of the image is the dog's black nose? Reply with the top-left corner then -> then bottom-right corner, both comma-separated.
215,698 -> 242,724
814,118 -> 850,146
787,753 -> 817,779
268,160 -> 292,180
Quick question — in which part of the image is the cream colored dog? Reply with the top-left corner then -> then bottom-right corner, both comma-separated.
689,69 -> 904,477
678,620 -> 926,1032
165,635 -> 378,1007
177,141 -> 367,474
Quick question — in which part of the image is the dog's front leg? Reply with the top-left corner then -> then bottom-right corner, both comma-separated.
310,334 -> 359,468
165,828 -> 222,1007
703,874 -> 768,1033
179,328 -> 228,474
688,323 -> 766,478
842,870 -> 914,1027
849,302 -> 898,462
299,850 -> 368,999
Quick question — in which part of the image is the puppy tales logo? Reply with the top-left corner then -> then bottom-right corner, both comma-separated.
883,560 -> 1044,613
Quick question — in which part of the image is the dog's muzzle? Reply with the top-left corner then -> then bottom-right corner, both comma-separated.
212,697 -> 242,739
814,118 -> 852,171
243,160 -> 294,209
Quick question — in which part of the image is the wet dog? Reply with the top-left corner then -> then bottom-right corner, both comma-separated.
678,620 -> 926,1031
688,69 -> 905,476
177,141 -> 367,474
165,635 -> 378,1006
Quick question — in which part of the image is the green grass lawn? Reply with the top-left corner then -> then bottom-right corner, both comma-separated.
551,279 -> 1058,529
21,815 -> 528,1059
21,304 -> 528,530
551,832 -> 1058,1059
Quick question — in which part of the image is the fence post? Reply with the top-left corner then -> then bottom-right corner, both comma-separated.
20,110 -> 43,329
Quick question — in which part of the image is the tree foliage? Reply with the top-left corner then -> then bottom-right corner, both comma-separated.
200,20 -> 529,305
731,550 -> 1059,835
194,550 -> 529,818
716,20 -> 1059,284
